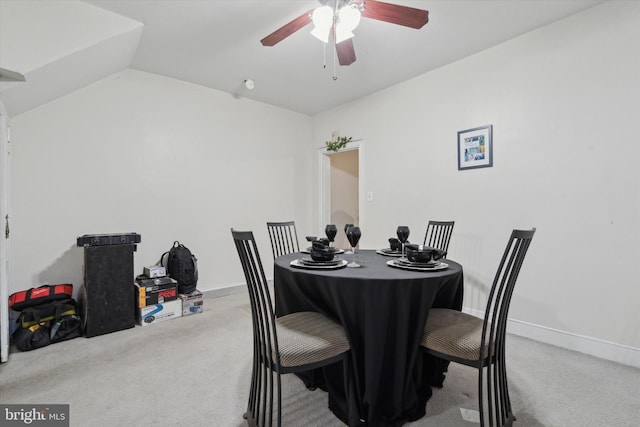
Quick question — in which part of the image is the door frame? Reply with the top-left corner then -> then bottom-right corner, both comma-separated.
318,140 -> 365,241
0,105 -> 10,363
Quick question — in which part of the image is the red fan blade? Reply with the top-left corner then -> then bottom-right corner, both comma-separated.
360,0 -> 429,29
261,10 -> 313,46
336,38 -> 356,66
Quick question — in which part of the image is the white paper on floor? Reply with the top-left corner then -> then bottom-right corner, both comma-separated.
460,408 -> 480,423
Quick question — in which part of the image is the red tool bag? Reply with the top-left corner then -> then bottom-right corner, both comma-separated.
9,284 -> 74,311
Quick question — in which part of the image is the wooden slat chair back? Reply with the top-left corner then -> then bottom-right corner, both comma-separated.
421,228 -> 536,427
267,221 -> 300,258
423,220 -> 455,253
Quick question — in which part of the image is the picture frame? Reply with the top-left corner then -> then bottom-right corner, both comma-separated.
457,125 -> 493,170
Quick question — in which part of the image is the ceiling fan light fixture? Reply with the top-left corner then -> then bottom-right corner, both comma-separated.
338,4 -> 361,32
311,5 -> 333,43
261,0 -> 428,72
335,5 -> 361,43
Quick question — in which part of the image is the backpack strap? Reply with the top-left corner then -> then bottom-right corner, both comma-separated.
160,251 -> 169,267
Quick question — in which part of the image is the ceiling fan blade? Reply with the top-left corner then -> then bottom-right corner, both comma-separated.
360,0 -> 429,29
261,10 -> 313,47
336,39 -> 356,66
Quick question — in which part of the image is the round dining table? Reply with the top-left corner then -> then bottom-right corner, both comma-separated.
274,249 -> 464,427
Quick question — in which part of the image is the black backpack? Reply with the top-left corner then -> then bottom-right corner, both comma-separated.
162,241 -> 198,294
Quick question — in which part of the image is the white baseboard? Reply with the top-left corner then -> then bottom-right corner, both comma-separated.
200,283 -> 246,299
463,307 -> 640,368
200,277 -> 277,299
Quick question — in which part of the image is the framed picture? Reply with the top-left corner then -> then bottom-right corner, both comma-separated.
457,125 -> 493,170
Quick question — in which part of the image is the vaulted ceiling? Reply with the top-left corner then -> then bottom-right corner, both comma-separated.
0,0 -> 607,117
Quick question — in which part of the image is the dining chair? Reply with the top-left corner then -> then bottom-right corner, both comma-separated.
420,228 -> 536,427
231,229 -> 351,427
267,221 -> 300,258
423,220 -> 455,253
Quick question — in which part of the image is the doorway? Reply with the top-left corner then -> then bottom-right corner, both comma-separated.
319,141 -> 364,249
331,150 -> 358,249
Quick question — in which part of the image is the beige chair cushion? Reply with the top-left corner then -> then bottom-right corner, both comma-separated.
275,311 -> 350,368
421,308 -> 492,361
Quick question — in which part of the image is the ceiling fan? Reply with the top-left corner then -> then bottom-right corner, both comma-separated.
260,0 -> 429,66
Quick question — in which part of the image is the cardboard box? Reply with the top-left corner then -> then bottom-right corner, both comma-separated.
135,277 -> 178,307
137,299 -> 182,326
179,291 -> 203,316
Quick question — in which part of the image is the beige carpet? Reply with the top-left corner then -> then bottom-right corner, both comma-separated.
1,291 -> 639,426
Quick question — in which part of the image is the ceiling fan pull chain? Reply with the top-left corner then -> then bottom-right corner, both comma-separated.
333,40 -> 338,80
332,0 -> 338,80
323,41 -> 327,69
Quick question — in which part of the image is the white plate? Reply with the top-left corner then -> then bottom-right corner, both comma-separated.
386,259 -> 449,271
301,247 -> 345,254
376,248 -> 403,257
291,259 -> 348,270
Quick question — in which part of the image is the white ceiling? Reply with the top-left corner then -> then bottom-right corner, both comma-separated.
0,0 -> 607,117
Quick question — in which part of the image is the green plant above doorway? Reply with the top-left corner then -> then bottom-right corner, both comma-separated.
325,136 -> 353,152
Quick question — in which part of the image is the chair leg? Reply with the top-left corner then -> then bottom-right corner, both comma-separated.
277,372 -> 282,427
478,366 -> 485,427
479,360 -> 517,427
499,361 -> 510,426
306,369 -> 317,391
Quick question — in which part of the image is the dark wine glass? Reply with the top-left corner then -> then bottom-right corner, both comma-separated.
325,224 -> 338,247
346,226 -> 361,267
396,226 -> 410,258
344,223 -> 354,253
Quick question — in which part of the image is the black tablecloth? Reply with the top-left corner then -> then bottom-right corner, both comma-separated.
274,250 -> 464,427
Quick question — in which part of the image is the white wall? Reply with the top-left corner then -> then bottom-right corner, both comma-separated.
312,1 -> 640,361
9,69 -> 313,294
